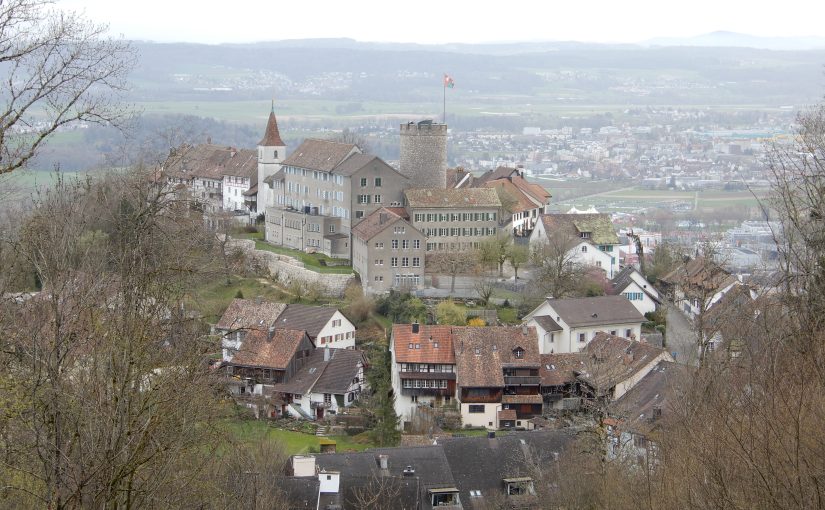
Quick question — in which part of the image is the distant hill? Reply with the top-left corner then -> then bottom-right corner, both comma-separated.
645,31 -> 825,51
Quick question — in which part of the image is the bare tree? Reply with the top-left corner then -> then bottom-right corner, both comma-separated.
430,249 -> 476,294
330,128 -> 370,154
479,234 -> 511,277
507,243 -> 529,280
348,474 -> 403,510
530,231 -> 588,298
0,0 -> 135,174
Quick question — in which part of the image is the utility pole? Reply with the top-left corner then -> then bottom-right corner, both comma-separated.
244,470 -> 259,510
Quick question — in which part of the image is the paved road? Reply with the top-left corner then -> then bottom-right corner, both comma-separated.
665,303 -> 699,367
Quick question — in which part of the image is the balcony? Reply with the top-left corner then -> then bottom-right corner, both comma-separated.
503,376 -> 541,386
311,401 -> 332,409
401,387 -> 453,397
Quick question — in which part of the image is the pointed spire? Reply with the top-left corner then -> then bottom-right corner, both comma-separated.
259,103 -> 284,146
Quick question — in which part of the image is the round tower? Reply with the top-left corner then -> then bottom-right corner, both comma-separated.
399,120 -> 447,189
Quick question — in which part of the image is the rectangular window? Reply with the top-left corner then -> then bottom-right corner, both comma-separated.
625,329 -> 632,338
355,210 -> 364,219
374,195 -> 382,204
468,404 -> 485,413
392,239 -> 399,249
413,239 -> 420,249
402,240 -> 409,249
374,177 -> 382,187
412,257 -> 420,267
402,257 -> 409,267
578,333 -> 586,343
360,177 -> 367,187
391,257 -> 398,267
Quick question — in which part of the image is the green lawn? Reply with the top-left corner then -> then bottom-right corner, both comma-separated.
224,420 -> 374,454
189,276 -> 288,323
253,240 -> 353,274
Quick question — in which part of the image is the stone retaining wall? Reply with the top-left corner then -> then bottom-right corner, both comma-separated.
230,239 -> 355,298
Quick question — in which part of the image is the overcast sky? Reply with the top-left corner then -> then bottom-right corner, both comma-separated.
57,0 -> 825,45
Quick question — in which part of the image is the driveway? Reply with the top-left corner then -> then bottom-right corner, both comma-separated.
665,303 -> 699,367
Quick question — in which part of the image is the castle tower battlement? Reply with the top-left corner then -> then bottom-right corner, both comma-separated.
399,120 -> 447,189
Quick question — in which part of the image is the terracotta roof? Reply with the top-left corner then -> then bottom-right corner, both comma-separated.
162,144 -> 258,181
661,256 -> 738,296
482,179 -> 536,214
392,324 -> 456,364
446,167 -> 474,188
352,207 -> 420,242
454,326 -> 540,388
242,183 -> 258,196
577,333 -> 671,393
274,304 -> 343,339
538,213 -> 619,245
228,328 -> 307,369
540,353 -> 585,386
404,188 -> 501,209
259,108 -> 285,146
510,175 -> 551,203
498,409 -> 517,421
215,298 -> 288,331
281,139 -> 359,172
542,296 -> 645,328
501,394 -> 543,404
533,315 -> 563,332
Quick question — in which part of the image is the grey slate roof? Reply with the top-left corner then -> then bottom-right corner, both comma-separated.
533,315 -> 562,332
281,139 -> 359,172
544,296 -> 645,328
611,267 -> 660,303
274,304 -> 341,339
270,348 -> 364,395
439,430 -> 573,508
608,360 -> 689,435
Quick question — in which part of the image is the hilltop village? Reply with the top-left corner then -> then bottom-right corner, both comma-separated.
141,106 -> 785,508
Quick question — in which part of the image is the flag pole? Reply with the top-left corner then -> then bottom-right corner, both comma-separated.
443,75 -> 446,123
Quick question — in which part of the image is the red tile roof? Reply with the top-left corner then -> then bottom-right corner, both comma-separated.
404,188 -> 501,209
392,324 -> 456,364
454,326 -> 540,388
540,353 -> 585,386
259,108 -> 285,146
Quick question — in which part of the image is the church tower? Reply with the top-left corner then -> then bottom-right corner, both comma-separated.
257,102 -> 286,213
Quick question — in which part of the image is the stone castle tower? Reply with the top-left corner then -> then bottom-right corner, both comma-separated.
399,120 -> 447,189
257,102 -> 286,213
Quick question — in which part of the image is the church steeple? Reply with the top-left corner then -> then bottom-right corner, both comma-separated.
259,100 -> 285,147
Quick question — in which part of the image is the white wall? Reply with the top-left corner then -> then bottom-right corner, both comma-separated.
460,403 -> 499,429
619,281 -> 658,316
613,351 -> 674,400
315,311 -> 357,349
525,301 -> 642,353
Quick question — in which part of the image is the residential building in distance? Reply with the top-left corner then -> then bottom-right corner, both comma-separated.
221,327 -> 314,394
524,296 -> 645,354
404,188 -> 502,252
390,324 -> 457,430
256,103 -> 287,212
352,207 -> 427,294
475,166 -> 552,236
610,266 -> 661,315
271,347 -> 366,420
660,256 -> 741,316
530,213 -> 620,278
453,326 -> 542,430
274,303 -> 357,349
264,139 -> 409,259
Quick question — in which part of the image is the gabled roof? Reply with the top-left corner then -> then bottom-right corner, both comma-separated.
281,139 -> 359,172
352,207 -> 416,242
608,360 -> 689,434
332,154 -> 405,180
439,430 -> 573,508
538,213 -> 619,245
475,166 -> 521,186
404,188 -> 501,209
482,179 -> 538,214
533,315 -> 563,332
392,324 -> 456,364
577,333 -> 672,393
227,328 -> 308,370
540,353 -> 585,386
274,304 -> 344,339
162,144 -> 258,181
542,296 -> 645,328
453,326 -> 540,388
611,266 -> 661,303
660,256 -> 736,294
259,108 -> 285,146
215,298 -> 288,331
271,348 -> 365,395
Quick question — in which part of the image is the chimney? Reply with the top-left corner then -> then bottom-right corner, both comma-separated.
411,322 -> 420,334
207,136 -> 212,144
291,455 -> 316,477
402,465 -> 415,476
268,325 -> 275,342
377,454 -> 389,470
324,347 -> 331,361
522,324 -> 528,336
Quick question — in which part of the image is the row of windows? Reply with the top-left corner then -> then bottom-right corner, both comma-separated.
575,329 -> 634,343
414,212 -> 497,222
284,166 -> 345,186
623,292 -> 644,301
394,274 -> 421,287
402,379 -> 448,389
426,242 -> 481,251
360,177 -> 381,187
424,227 -> 497,237
374,239 -> 421,250
400,364 -> 454,373
318,331 -> 354,344
375,257 -> 420,268
357,194 -> 382,204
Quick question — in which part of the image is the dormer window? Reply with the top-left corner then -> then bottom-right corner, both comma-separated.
580,232 -> 591,239
504,477 -> 535,496
513,347 -> 524,359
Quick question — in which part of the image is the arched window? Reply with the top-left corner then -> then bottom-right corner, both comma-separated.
581,245 -> 588,253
